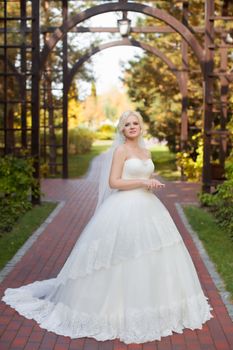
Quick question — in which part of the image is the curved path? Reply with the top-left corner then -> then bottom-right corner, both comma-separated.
0,155 -> 232,350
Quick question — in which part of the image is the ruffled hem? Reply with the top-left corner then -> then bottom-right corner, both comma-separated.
2,287 -> 213,344
1,185 -> 214,344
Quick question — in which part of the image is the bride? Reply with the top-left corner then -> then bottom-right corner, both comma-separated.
2,110 -> 213,344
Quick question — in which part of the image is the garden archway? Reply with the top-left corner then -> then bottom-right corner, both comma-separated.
39,1 -> 205,186
41,2 -> 204,71
1,1 -> 232,201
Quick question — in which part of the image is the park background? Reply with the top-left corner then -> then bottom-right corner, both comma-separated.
0,1 -> 233,349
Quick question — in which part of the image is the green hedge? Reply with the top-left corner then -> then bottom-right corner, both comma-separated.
0,155 -> 39,234
199,152 -> 233,240
176,134 -> 203,181
95,124 -> 115,140
68,127 -> 95,154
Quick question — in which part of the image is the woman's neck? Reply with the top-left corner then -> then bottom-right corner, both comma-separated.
124,138 -> 140,149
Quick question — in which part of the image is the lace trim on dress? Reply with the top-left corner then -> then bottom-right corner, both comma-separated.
58,237 -> 184,280
2,287 -> 213,344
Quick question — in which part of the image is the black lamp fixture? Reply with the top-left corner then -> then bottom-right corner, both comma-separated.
117,17 -> 131,37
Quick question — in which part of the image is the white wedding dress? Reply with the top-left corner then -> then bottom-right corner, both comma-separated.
2,158 -> 213,344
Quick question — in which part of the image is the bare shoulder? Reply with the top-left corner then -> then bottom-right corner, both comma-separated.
113,144 -> 127,160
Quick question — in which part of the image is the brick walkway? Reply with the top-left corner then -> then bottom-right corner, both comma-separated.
0,155 -> 233,350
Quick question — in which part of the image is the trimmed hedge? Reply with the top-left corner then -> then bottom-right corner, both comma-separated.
96,124 -> 115,140
68,127 -> 95,154
199,152 -> 233,240
0,155 -> 39,234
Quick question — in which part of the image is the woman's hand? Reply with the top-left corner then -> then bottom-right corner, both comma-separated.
142,179 -> 165,190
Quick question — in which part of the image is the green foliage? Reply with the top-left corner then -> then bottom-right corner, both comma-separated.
199,151 -> 233,239
103,102 -> 117,122
122,30 -> 203,154
40,162 -> 50,178
68,142 -> 111,178
0,202 -> 57,270
96,124 -> 116,140
176,134 -> 203,181
68,127 -> 95,155
198,192 -> 216,207
150,144 -> 180,181
122,3 -> 232,175
0,155 -> 40,234
184,205 -> 233,301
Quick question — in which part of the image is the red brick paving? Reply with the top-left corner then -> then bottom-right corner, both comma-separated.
0,156 -> 233,349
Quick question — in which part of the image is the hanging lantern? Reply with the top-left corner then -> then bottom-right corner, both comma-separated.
117,18 -> 131,37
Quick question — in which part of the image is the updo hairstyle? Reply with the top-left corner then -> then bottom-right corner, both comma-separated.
117,110 -> 144,136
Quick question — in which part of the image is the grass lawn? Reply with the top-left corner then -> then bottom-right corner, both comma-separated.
64,141 -> 111,178
183,205 -> 233,302
149,144 -> 180,181
0,202 -> 57,270
68,142 -> 180,180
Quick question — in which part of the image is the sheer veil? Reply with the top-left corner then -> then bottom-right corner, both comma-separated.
95,111 -> 146,212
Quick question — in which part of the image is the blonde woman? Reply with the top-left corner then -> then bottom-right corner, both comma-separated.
2,111 -> 213,344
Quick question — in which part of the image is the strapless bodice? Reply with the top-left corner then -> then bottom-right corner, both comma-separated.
121,158 -> 154,180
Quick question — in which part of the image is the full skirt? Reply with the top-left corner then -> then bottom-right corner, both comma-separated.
2,188 -> 213,344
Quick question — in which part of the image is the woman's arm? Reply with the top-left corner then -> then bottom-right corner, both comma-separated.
147,150 -> 165,188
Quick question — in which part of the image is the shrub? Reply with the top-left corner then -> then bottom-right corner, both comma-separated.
199,151 -> 233,240
176,136 -> 203,182
0,155 -> 40,234
40,162 -> 49,178
68,127 -> 95,154
96,124 -> 115,140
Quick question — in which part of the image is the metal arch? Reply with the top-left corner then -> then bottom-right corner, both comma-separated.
40,2 -> 204,74
66,39 -> 186,96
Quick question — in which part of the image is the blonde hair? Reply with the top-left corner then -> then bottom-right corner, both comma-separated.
117,110 -> 144,134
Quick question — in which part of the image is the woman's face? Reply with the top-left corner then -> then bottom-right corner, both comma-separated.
122,115 -> 141,140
